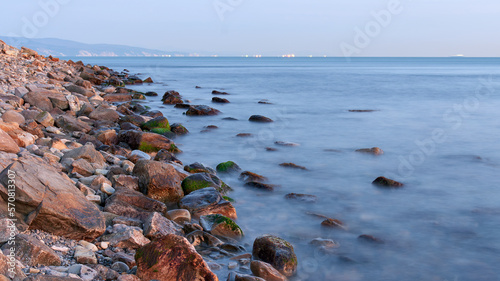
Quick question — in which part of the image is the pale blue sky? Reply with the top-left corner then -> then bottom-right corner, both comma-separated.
0,0 -> 499,56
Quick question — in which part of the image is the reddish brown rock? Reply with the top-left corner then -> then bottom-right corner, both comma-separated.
250,260 -> 287,281
252,235 -> 297,277
133,160 -> 186,203
372,176 -> 404,188
0,128 -> 20,153
104,188 -> 167,221
1,234 -> 61,266
135,234 -> 218,281
186,105 -> 221,116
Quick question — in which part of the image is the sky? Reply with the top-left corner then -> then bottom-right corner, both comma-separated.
0,0 -> 499,57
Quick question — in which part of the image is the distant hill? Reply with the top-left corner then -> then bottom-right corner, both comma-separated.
0,36 -> 183,57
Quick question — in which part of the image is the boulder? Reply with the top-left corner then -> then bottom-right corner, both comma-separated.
244,181 -> 275,191
143,212 -> 183,239
166,209 -> 191,224
179,187 -> 237,219
0,252 -> 26,281
23,92 -> 53,111
64,84 -> 93,98
184,162 -> 216,174
96,129 -> 118,145
162,91 -> 183,104
186,105 -> 221,116
200,214 -> 243,239
1,110 -> 25,125
249,115 -> 273,122
211,90 -> 229,95
0,94 -> 23,108
118,130 -> 175,153
1,233 -> 61,266
250,260 -> 287,281
141,116 -> 170,131
181,173 -> 231,195
252,235 -> 297,277
103,94 -> 132,102
284,193 -> 317,203
135,234 -> 218,281
71,158 -> 95,177
74,246 -> 97,264
0,128 -> 20,153
133,160 -> 186,203
239,171 -> 267,183
216,161 -> 241,173
0,154 -> 106,240
104,188 -> 167,221
170,123 -> 189,135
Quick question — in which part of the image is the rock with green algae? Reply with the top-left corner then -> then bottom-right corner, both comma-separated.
179,187 -> 237,220
181,172 -> 232,195
252,235 -> 298,277
200,214 -> 243,240
141,116 -> 170,131
216,161 -> 241,173
135,234 -> 218,281
170,123 -> 189,135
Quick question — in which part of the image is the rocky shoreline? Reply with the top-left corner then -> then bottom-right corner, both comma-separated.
0,40 -> 298,281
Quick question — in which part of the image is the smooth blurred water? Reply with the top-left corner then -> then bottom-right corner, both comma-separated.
80,57 -> 500,281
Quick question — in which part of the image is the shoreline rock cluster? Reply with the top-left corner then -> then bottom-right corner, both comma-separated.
0,40 -> 296,281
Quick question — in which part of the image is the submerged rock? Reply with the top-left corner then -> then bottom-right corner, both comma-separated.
355,147 -> 384,155
252,235 -> 297,277
135,234 -> 218,281
239,171 -> 267,183
181,172 -> 231,195
186,105 -> 221,116
372,176 -> 404,188
244,181 -> 275,191
279,162 -> 307,170
184,162 -> 216,174
212,90 -> 229,95
250,260 -> 287,281
249,115 -> 273,122
212,97 -> 230,103
179,187 -> 237,219
216,161 -> 241,173
284,193 -> 317,203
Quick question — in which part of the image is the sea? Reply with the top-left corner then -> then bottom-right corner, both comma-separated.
78,56 -> 500,281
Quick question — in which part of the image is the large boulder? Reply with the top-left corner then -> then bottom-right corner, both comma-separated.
1,110 -> 25,125
249,115 -> 273,123
250,260 -> 287,281
55,115 -> 92,133
141,116 -> 170,131
133,160 -> 186,203
179,187 -> 237,219
216,161 -> 241,173
23,91 -> 53,111
0,128 -> 20,153
252,235 -> 297,277
0,154 -> 106,240
0,252 -> 26,281
161,91 -> 183,105
181,173 -> 231,195
118,130 -> 176,153
135,234 -> 218,281
104,188 -> 167,222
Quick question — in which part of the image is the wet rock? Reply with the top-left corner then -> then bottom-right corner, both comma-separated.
355,147 -> 384,155
90,264 -> 120,280
233,274 -> 266,281
135,234 -> 218,281
212,97 -> 230,103
128,149 -> 151,163
101,224 -> 150,249
0,252 -> 27,281
250,260 -> 287,281
96,129 -> 118,145
186,105 -> 221,116
162,91 -> 183,104
184,162 -> 216,174
179,187 -> 237,219
143,212 -> 183,239
118,130 -> 176,153
103,93 -> 132,102
239,171 -> 267,182
1,110 -> 25,125
321,218 -> 345,229
372,176 -> 404,188
174,103 -> 191,109
236,133 -> 252,137
104,188 -> 167,221
111,261 -> 130,273
358,234 -> 384,244
279,163 -> 307,170
212,90 -> 229,95
258,99 -> 272,104
145,91 -> 158,96
0,154 -> 105,240
244,181 -> 275,191
284,193 -> 317,203
309,238 -> 339,249
111,174 -> 139,190
249,115 -> 273,122
274,141 -> 299,146
181,172 -> 231,195
1,233 -> 61,266
141,116 -> 170,131
0,128 -> 19,153
252,235 -> 297,277
117,275 -> 141,281
170,123 -> 189,135
200,214 -> 243,239
133,160 -> 186,203
349,109 -> 378,112
216,161 -> 241,173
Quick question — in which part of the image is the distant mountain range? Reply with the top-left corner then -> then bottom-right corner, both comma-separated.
0,36 -> 185,57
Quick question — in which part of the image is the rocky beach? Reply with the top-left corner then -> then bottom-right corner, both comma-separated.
0,40 -> 301,281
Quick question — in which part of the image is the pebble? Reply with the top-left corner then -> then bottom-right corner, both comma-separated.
228,261 -> 238,269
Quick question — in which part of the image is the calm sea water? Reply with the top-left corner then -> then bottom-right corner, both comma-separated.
80,57 -> 500,281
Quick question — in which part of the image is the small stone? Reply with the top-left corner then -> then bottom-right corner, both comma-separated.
111,261 -> 130,273
228,261 -> 238,269
79,240 -> 98,252
372,176 -> 404,188
166,209 -> 191,224
74,245 -> 97,264
101,183 -> 116,195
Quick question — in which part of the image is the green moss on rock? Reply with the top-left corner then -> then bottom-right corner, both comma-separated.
216,161 -> 241,173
